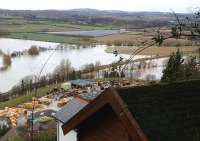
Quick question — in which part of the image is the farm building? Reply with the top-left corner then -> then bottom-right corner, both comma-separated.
0,92 -> 10,102
54,80 -> 200,141
70,79 -> 91,88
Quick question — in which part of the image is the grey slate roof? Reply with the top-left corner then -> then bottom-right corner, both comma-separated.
70,79 -> 91,87
79,90 -> 103,101
54,98 -> 87,123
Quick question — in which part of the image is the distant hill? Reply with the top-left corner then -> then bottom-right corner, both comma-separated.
70,8 -> 100,13
0,9 -> 189,28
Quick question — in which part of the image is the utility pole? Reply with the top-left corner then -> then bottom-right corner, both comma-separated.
28,50 -> 56,141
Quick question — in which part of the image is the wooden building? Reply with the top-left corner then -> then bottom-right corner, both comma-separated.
55,80 -> 200,141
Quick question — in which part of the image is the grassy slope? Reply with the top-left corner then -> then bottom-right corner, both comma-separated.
0,83 -> 60,109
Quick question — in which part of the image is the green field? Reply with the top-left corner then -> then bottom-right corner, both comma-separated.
3,33 -> 98,45
0,18 -> 114,32
0,18 -> 117,44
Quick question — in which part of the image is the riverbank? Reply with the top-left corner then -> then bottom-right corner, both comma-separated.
2,33 -> 98,45
106,46 -> 199,56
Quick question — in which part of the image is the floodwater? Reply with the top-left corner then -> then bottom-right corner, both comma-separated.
46,29 -> 127,37
0,38 -> 131,92
125,57 -> 168,80
96,57 -> 167,81
0,38 -> 59,53
0,38 -> 167,93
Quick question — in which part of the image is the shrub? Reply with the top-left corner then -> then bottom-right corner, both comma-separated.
54,59 -> 74,81
2,132 -> 56,141
28,46 -> 39,56
0,124 -> 10,137
161,50 -> 200,82
3,54 -> 12,67
161,50 -> 184,82
106,42 -> 112,46
82,63 -> 95,71
113,40 -> 123,46
2,137 -> 24,141
34,132 -> 56,141
0,49 -> 3,55
22,35 -> 28,39
38,116 -> 54,123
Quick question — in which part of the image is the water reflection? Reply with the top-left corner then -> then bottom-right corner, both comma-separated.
95,58 -> 168,81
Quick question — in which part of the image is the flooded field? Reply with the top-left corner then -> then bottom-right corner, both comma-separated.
45,30 -> 127,37
0,38 -> 167,92
96,57 -> 167,81
0,38 -> 130,92
0,38 -> 59,53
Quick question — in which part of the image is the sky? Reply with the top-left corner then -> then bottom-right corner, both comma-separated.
0,0 -> 199,13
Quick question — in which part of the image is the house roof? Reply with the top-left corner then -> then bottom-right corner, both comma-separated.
54,98 -> 88,123
70,79 -> 91,87
55,80 -> 200,141
79,90 -> 102,101
54,90 -> 102,123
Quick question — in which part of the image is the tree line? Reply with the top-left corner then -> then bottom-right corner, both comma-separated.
3,59 -> 103,100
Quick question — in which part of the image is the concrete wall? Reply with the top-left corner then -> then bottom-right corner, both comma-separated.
57,122 -> 77,141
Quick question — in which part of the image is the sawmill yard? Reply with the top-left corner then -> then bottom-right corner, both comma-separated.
0,79 -> 144,140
